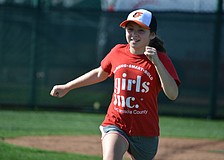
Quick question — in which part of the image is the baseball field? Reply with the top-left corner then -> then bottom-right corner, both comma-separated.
0,110 -> 224,160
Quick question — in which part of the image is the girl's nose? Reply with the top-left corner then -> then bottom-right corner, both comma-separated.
132,30 -> 138,36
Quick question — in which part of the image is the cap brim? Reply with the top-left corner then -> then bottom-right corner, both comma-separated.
120,20 -> 150,29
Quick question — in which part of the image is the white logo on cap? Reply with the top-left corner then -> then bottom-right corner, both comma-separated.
133,12 -> 143,18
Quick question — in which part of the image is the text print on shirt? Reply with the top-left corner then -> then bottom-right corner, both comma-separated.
113,64 -> 153,112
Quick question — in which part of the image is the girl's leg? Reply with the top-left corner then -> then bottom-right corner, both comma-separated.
102,132 -> 129,160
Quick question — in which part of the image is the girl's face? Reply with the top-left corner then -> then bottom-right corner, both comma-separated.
125,22 -> 155,54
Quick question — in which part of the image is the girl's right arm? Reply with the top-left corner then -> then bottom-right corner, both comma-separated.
50,66 -> 109,98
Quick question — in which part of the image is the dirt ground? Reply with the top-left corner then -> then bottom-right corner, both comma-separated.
4,135 -> 224,160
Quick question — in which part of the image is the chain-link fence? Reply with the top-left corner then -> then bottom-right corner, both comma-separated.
0,0 -> 101,10
0,1 -> 223,118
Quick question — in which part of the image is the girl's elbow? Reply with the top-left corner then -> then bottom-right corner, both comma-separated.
165,86 -> 179,100
168,94 -> 178,101
168,89 -> 179,101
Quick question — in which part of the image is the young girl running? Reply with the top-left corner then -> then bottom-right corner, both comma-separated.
50,9 -> 181,160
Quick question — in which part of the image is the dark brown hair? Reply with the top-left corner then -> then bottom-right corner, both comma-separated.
149,36 -> 166,52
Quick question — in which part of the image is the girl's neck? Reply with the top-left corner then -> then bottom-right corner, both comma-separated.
129,46 -> 145,55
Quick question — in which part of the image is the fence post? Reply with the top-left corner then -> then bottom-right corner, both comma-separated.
29,11 -> 38,109
29,1 -> 43,109
208,0 -> 223,119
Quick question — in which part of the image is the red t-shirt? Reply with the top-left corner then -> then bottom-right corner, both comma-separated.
101,44 -> 180,136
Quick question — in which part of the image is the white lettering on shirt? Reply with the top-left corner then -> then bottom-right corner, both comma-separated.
112,64 -> 154,114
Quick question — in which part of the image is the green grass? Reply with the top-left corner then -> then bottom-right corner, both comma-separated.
0,111 -> 103,137
160,116 -> 224,139
0,111 -> 103,160
0,141 -> 101,160
0,110 -> 224,160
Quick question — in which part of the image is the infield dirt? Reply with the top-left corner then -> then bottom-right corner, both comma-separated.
5,136 -> 224,160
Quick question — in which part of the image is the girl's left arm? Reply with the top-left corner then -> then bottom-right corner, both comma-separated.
154,60 -> 178,100
144,46 -> 178,100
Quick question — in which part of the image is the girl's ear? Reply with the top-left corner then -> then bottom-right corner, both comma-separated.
149,32 -> 156,40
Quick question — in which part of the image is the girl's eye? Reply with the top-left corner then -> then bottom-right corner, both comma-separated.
127,28 -> 133,32
126,27 -> 146,34
138,29 -> 145,34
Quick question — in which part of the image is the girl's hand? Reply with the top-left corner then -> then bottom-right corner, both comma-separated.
50,85 -> 69,98
144,46 -> 159,65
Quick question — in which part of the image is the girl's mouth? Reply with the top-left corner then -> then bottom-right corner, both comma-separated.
131,37 -> 139,43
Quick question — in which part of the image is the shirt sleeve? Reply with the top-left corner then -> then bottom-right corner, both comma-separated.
101,49 -> 114,77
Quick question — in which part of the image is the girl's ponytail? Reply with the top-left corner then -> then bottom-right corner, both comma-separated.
149,36 -> 166,53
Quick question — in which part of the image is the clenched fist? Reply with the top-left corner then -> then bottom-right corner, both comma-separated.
144,46 -> 159,65
50,85 -> 69,98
